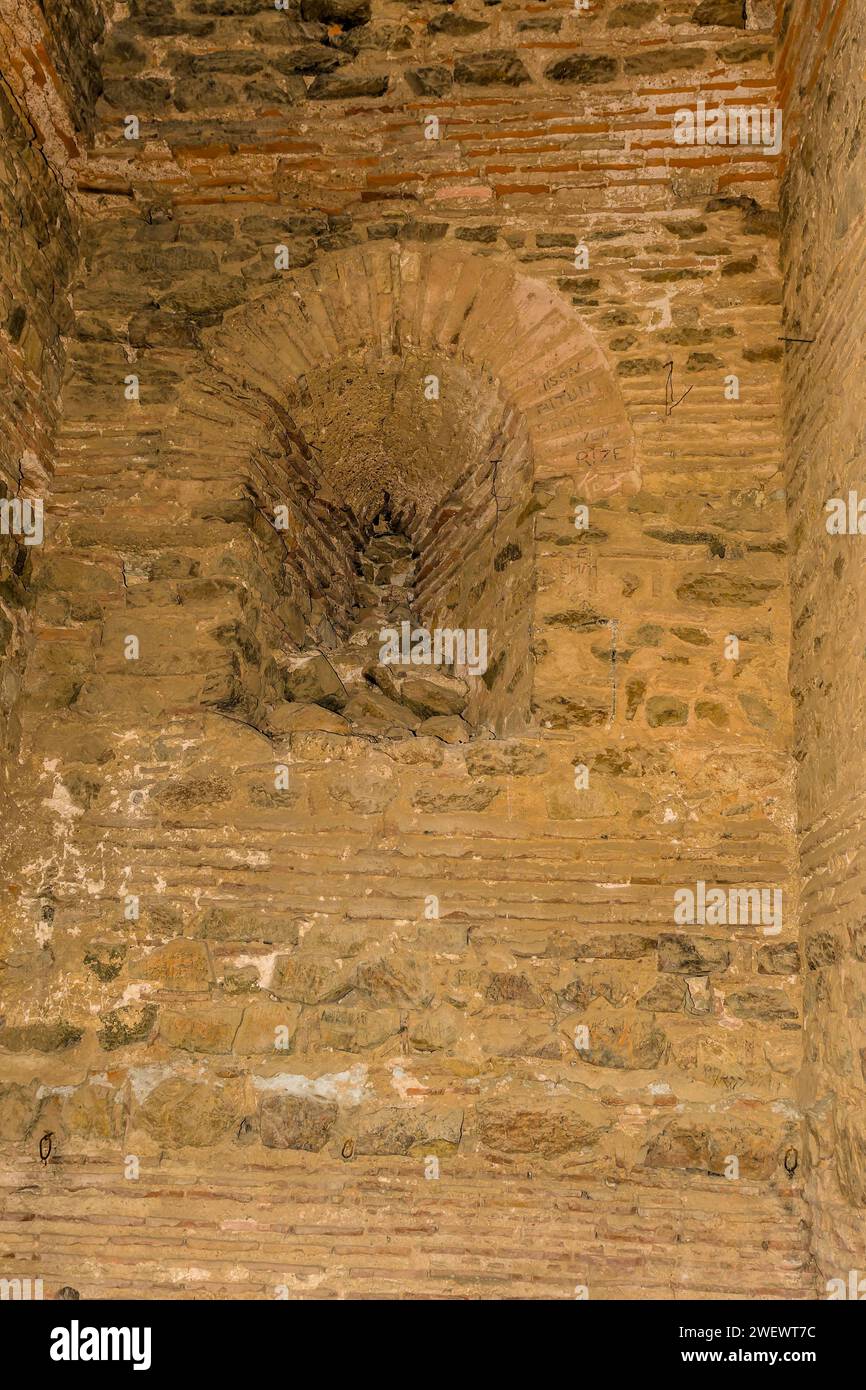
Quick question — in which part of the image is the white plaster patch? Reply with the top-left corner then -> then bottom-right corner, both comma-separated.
388,1064 -> 429,1100
226,849 -> 269,867
645,290 -> 674,331
42,774 -> 83,821
128,1065 -> 174,1103
120,983 -> 152,1005
718,1011 -> 744,1030
253,1064 -> 369,1106
771,1100 -> 801,1118
229,952 -> 280,989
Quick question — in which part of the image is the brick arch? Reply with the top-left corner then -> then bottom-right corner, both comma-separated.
200,240 -> 638,506
174,242 -> 639,734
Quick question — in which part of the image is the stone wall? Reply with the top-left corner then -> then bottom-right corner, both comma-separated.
779,0 -> 866,1282
0,2 -> 91,778
4,216 -> 802,1175
0,0 -> 839,1300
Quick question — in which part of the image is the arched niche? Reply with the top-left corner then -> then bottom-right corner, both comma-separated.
175,243 -> 637,737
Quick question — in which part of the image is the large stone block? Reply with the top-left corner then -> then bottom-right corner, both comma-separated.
259,1093 -> 338,1151
136,1079 -> 243,1148
233,1002 -> 302,1055
353,1105 -> 463,1156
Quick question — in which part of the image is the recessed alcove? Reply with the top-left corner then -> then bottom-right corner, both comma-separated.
260,349 -> 536,736
192,244 -> 636,740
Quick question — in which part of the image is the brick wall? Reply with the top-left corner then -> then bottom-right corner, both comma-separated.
780,0 -> 866,1282
0,3 -> 88,778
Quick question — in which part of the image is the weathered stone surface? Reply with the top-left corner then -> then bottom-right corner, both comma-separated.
405,66 -> 452,96
675,574 -> 778,607
97,1005 -> 158,1052
476,1013 -> 560,1058
658,936 -> 732,975
343,688 -> 419,729
726,989 -> 799,1023
637,979 -> 687,1013
271,956 -> 353,1005
692,0 -> 746,25
608,2 -> 660,26
300,0 -> 371,26
645,1119 -> 788,1180
84,945 -> 126,982
329,773 -> 392,814
454,52 -> 530,86
0,1021 -> 81,1057
259,1093 -> 338,1151
233,1002 -> 302,1055
545,55 -> 618,84
563,935 -> 657,962
284,656 -> 348,711
578,1016 -> 669,1070
393,671 -> 468,718
315,1006 -> 401,1051
136,1079 -> 242,1148
645,696 -> 689,727
351,957 -> 427,1006
308,73 -> 389,100
0,1083 -> 38,1140
695,699 -> 728,727
416,714 -> 471,743
153,776 -> 233,811
463,743 -> 545,776
276,46 -> 343,76
428,13 -> 487,35
195,908 -> 299,946
158,1007 -> 239,1053
624,48 -> 706,75
353,1106 -> 463,1156
758,943 -> 800,975
408,1003 -> 461,1051
36,1082 -> 121,1143
411,782 -> 498,812
484,971 -> 544,1008
134,940 -> 212,992
268,701 -> 349,734
475,1103 -> 607,1157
